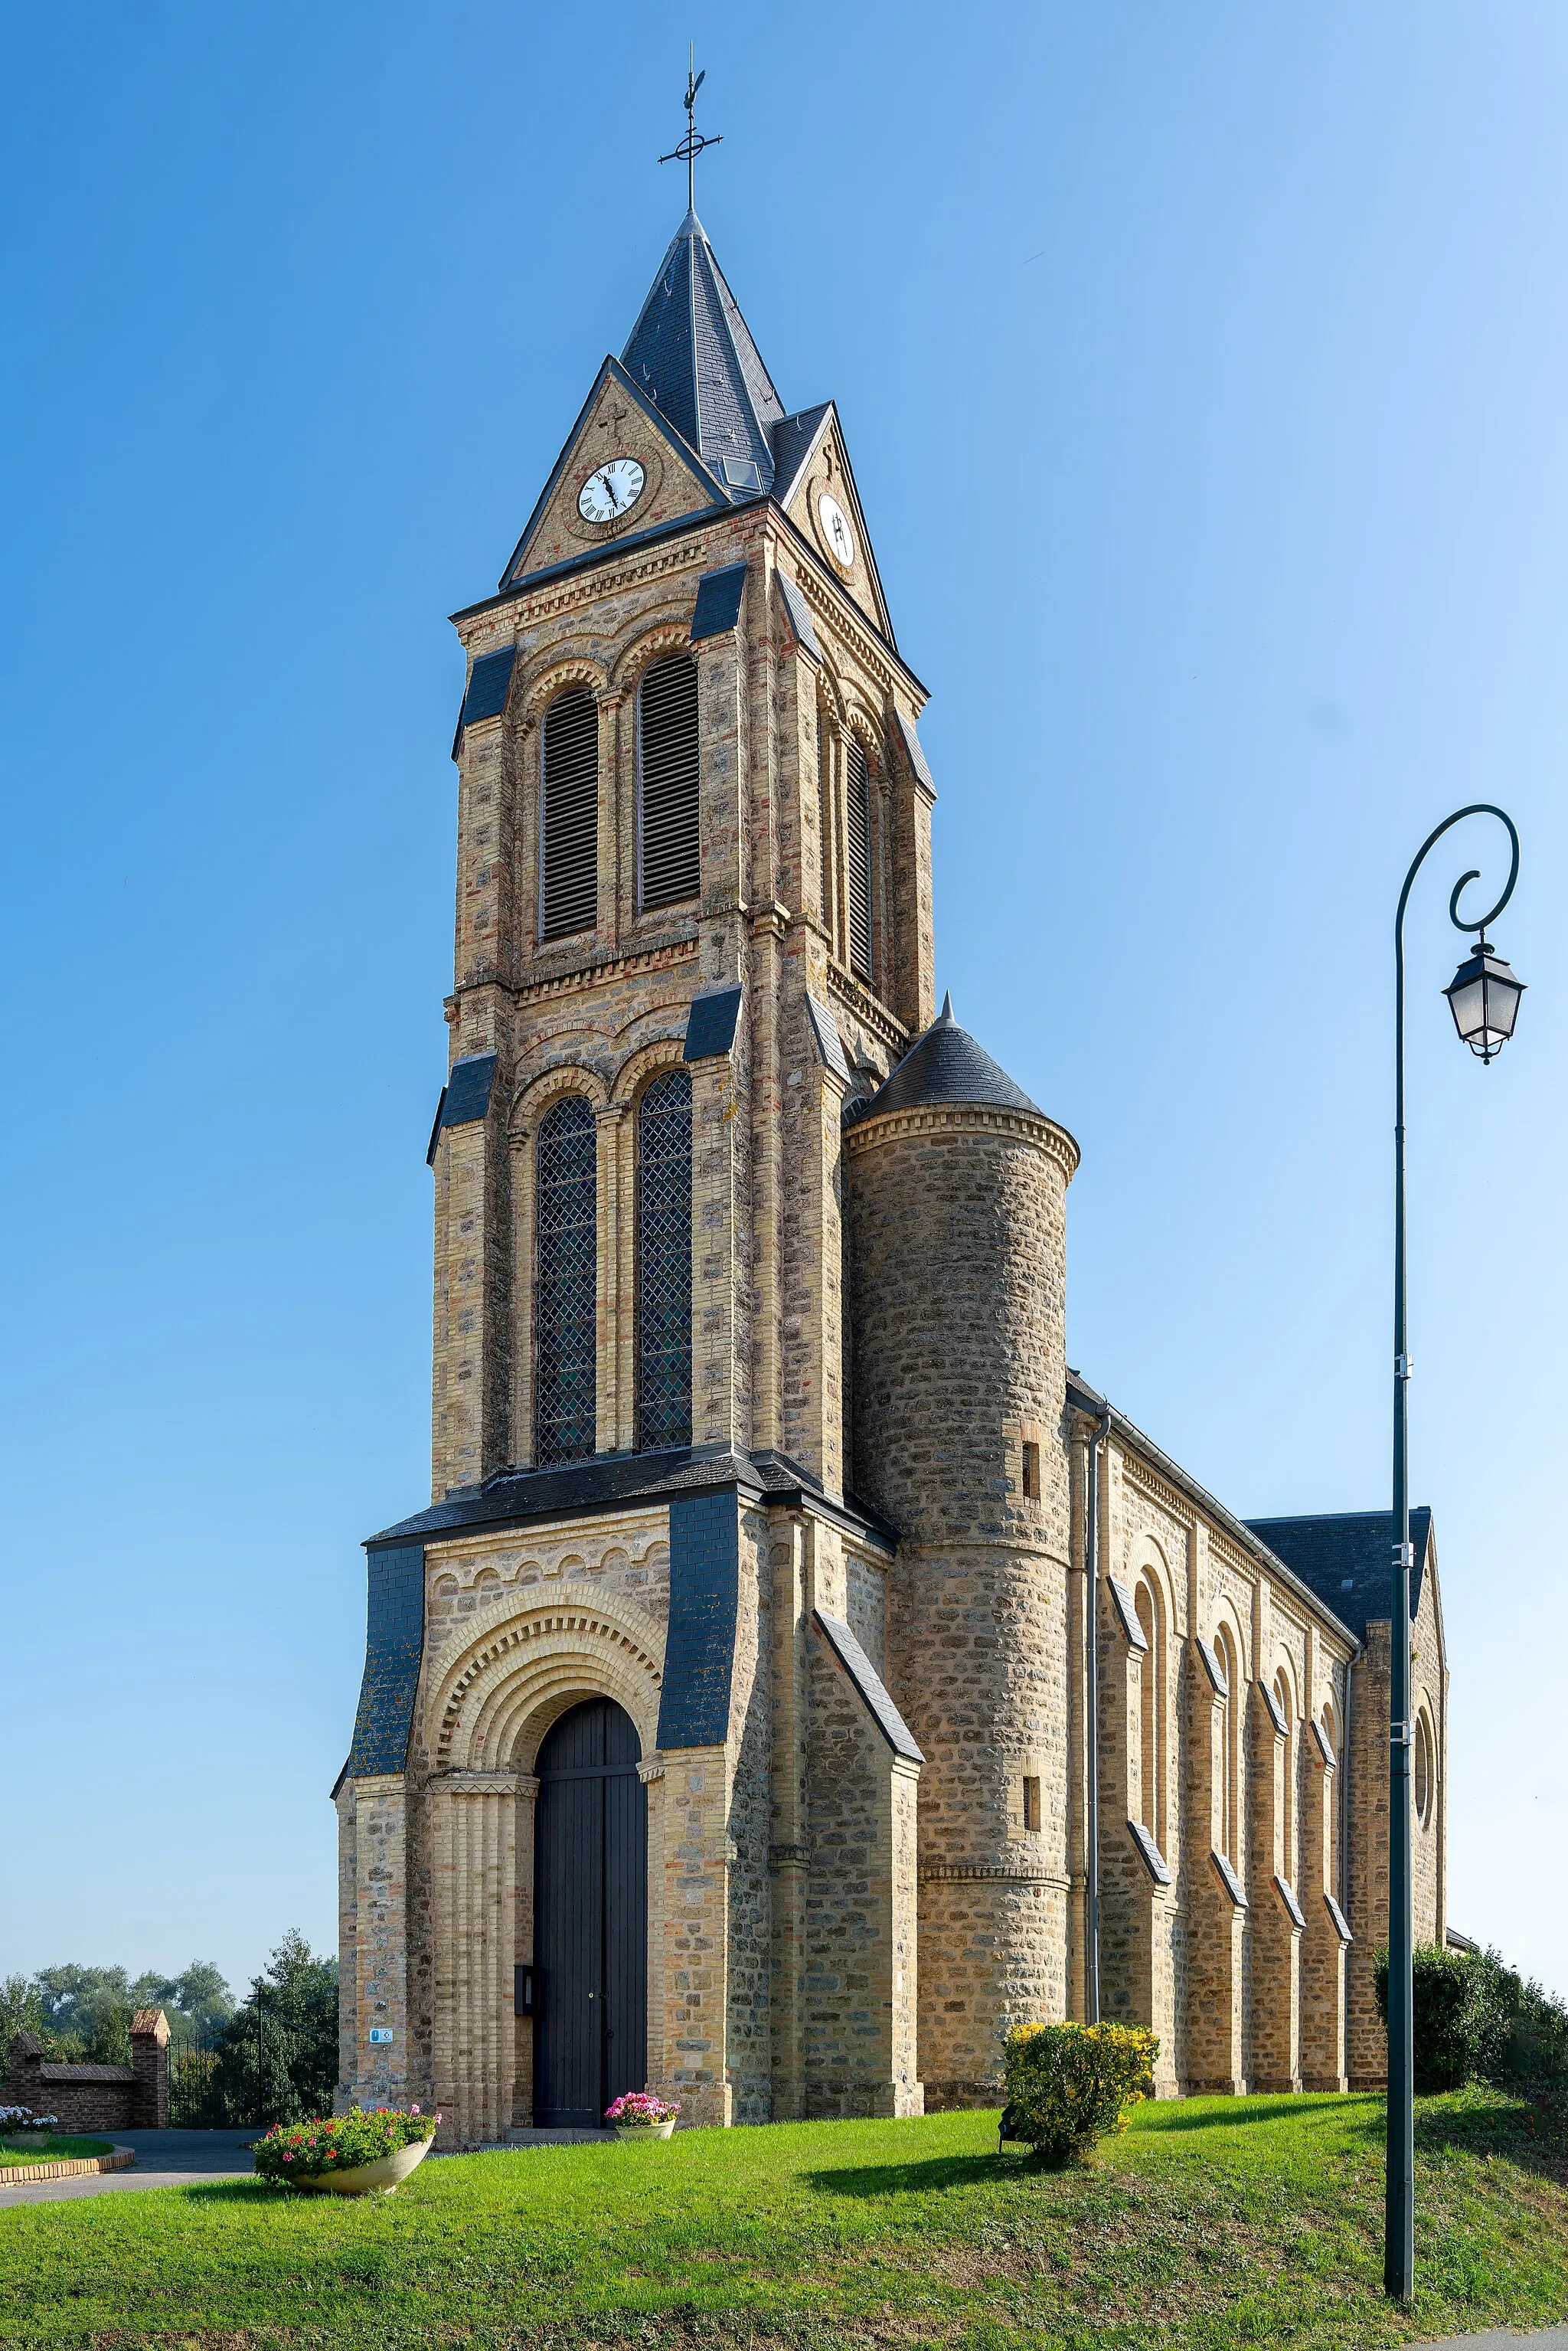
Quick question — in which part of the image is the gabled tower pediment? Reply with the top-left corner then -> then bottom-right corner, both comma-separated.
772,400 -> 894,643
500,357 -> 727,590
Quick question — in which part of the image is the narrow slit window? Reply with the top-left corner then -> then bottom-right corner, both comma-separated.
844,734 -> 872,981
637,1068 -> 693,1450
540,688 -> 599,939
638,654 -> 701,908
1022,1776 -> 1041,1833
1021,1440 -> 1040,1499
534,1096 -> 596,1465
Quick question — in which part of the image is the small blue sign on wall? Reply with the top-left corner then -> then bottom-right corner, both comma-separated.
368,2028 -> 394,2045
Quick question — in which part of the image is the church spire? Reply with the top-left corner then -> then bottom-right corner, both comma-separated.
625,69 -> 784,492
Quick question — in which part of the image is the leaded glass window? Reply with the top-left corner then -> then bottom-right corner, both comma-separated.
637,1068 -> 692,1451
535,1095 -> 596,1465
845,733 -> 872,981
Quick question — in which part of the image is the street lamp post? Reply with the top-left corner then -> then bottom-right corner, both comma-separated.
1387,804 -> 1524,2301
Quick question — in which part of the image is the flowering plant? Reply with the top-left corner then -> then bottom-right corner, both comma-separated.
253,2104 -> 439,2183
0,2107 -> 58,2134
605,2091 -> 680,2126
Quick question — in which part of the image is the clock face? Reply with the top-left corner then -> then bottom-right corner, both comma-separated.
579,457 -> 646,525
818,491 -> 857,570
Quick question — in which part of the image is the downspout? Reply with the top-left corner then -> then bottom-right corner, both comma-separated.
1085,1405 -> 1112,2024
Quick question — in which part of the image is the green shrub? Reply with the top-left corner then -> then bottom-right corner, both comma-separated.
1374,1941 -> 1568,2090
1001,2022 -> 1158,2165
253,2104 -> 438,2184
1374,1943 -> 1476,2091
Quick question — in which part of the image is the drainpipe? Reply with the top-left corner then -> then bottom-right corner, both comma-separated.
1084,1404 -> 1112,2024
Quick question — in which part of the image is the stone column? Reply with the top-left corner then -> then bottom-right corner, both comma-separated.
1185,1648 -> 1247,2092
129,2009 -> 170,2128
594,689 -> 623,950
1301,1725 -> 1349,2091
1249,1688 -> 1302,2092
432,1771 -> 519,2147
512,1773 -> 539,2128
346,1774 -> 413,2112
769,1518 -> 810,2119
640,1760 -> 667,2098
653,1747 -> 733,2127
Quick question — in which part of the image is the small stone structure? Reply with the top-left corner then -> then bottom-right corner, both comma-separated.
5,2008 -> 168,2133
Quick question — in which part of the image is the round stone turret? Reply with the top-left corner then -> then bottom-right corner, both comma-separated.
843,997 -> 1080,2105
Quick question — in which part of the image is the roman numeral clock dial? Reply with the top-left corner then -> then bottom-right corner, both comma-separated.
579,457 -> 646,527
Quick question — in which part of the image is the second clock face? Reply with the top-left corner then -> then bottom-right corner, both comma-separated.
818,492 -> 857,570
580,457 -> 646,525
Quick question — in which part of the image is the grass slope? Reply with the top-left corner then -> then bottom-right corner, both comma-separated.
0,2138 -> 113,2168
1,2090 -> 1565,2349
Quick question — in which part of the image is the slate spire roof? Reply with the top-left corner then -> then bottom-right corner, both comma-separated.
851,995 -> 1045,1123
621,208 -> 786,492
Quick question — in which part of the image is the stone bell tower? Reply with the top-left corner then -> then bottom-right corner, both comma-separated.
338,191 -> 943,2142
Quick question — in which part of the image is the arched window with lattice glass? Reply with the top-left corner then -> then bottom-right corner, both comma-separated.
637,1068 -> 692,1451
534,1096 -> 596,1465
844,734 -> 873,981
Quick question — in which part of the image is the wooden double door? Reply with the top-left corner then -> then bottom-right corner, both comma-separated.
533,1697 -> 648,2127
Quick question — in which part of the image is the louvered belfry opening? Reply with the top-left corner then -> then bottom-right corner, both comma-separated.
844,734 -> 873,983
637,655 -> 701,910
540,688 -> 599,939
534,1096 -> 597,1465
636,1068 -> 693,1450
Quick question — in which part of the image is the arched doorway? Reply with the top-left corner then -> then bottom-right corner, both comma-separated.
533,1695 -> 648,2127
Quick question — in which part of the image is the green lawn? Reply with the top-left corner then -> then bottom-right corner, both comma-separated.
1,2089 -> 1565,2349
0,2139 -> 113,2168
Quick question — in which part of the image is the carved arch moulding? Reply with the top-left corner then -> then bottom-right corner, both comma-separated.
428,1597 -> 666,1776
520,656 -> 609,724
610,619 -> 698,693
612,1030 -> 689,1109
508,1058 -> 612,1136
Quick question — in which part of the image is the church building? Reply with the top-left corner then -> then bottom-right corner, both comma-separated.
334,197 -> 1449,2145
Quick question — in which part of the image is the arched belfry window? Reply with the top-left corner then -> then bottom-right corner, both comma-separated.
638,655 -> 700,909
637,1068 -> 692,1451
541,688 -> 599,940
534,1096 -> 597,1465
844,734 -> 873,982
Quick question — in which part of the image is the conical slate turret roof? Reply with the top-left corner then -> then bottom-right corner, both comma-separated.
854,995 -> 1044,1122
621,209 -> 785,489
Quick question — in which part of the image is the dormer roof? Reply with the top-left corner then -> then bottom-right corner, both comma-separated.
622,208 -> 785,494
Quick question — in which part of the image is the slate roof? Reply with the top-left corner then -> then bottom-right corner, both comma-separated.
769,402 -> 832,502
847,995 -> 1043,1124
622,208 -> 784,492
1243,1509 -> 1433,1642
368,1442 -> 896,1552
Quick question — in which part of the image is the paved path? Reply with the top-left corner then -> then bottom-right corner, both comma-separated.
0,2130 -> 255,2208
1411,2333 -> 1568,2349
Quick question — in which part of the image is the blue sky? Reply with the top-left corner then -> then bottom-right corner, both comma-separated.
2,2 -> 1563,2001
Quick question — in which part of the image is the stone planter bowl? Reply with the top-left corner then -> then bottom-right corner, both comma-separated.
614,2118 -> 677,2141
288,2137 -> 434,2196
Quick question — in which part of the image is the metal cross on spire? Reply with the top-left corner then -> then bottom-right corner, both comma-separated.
658,49 -> 722,214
